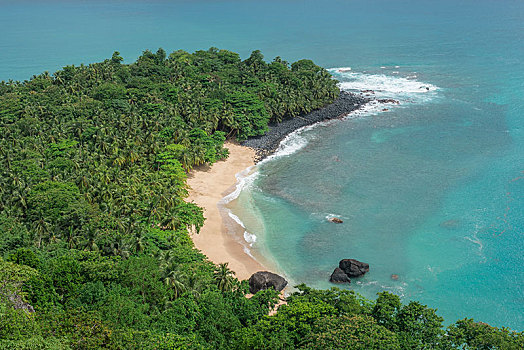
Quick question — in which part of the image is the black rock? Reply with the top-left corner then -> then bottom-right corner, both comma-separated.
249,271 -> 288,294
242,91 -> 369,163
339,259 -> 369,278
329,217 -> 343,224
377,98 -> 400,104
330,267 -> 351,283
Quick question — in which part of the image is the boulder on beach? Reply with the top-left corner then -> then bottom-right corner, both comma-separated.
330,267 -> 351,283
329,217 -> 343,224
249,271 -> 288,294
339,259 -> 369,278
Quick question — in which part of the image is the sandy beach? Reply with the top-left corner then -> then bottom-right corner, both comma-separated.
187,142 -> 265,280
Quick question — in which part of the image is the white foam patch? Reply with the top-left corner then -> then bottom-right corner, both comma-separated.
228,212 -> 245,228
325,213 -> 344,221
244,231 -> 257,246
218,165 -> 261,254
243,246 -> 255,258
220,166 -> 259,204
258,124 -> 314,164
328,68 -> 440,105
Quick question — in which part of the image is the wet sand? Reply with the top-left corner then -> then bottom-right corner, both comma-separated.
187,142 -> 264,280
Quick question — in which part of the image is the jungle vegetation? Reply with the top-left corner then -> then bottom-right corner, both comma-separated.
0,48 -> 522,349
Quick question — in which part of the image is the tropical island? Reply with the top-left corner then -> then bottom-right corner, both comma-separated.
0,48 -> 522,349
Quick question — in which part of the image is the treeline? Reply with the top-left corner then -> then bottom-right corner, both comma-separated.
0,49 -> 522,349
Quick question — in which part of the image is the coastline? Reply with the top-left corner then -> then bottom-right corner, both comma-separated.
187,142 -> 265,280
187,92 -> 370,281
242,91 -> 369,162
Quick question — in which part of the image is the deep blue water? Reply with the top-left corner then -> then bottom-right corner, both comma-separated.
1,0 -> 523,330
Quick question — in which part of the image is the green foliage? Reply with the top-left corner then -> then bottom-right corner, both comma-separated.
7,248 -> 40,268
300,315 -> 401,349
0,48 -> 519,349
0,257 -> 39,303
226,91 -> 269,140
290,283 -> 368,316
447,318 -> 524,350
0,302 -> 40,341
395,300 -> 445,349
372,291 -> 402,330
26,181 -> 94,246
0,336 -> 70,350
0,215 -> 30,256
46,140 -> 79,158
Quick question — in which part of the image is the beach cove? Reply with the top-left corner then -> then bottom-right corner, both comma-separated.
187,142 -> 262,280
187,91 -> 370,281
1,0 -> 522,335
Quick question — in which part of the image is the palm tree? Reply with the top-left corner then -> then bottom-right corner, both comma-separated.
111,237 -> 130,259
214,262 -> 236,292
163,269 -> 187,299
63,226 -> 81,249
132,229 -> 145,254
185,272 -> 204,298
33,218 -> 50,248
82,225 -> 98,251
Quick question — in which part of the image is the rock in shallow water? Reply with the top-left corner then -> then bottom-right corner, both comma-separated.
339,259 -> 369,278
330,267 -> 351,283
329,217 -> 343,224
248,271 -> 288,294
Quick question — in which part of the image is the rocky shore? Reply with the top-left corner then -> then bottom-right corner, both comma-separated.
242,91 -> 369,162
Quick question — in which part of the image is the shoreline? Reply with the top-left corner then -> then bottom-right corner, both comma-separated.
187,142 -> 265,280
187,92 -> 370,281
242,91 -> 369,162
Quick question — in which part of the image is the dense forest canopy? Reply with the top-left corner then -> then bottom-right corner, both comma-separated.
0,48 -> 522,349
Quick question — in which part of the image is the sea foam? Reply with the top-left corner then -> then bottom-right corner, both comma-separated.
261,68 -> 442,161
220,166 -> 259,204
330,69 -> 439,104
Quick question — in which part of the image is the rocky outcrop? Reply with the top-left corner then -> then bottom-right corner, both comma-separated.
249,271 -> 288,294
329,217 -> 343,224
339,259 -> 369,278
242,92 -> 369,163
329,267 -> 351,283
329,259 -> 370,284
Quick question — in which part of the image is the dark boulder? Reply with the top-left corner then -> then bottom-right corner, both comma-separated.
329,217 -> 343,224
330,267 -> 351,283
339,259 -> 369,278
249,271 -> 288,294
377,98 -> 400,104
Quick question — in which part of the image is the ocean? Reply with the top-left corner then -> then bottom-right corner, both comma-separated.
1,0 -> 522,330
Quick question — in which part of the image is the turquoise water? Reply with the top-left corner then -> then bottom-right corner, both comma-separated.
1,0 -> 522,330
